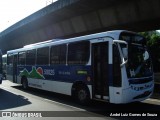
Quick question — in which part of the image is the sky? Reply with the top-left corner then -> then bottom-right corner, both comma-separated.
0,0 -> 57,32
0,0 -> 159,33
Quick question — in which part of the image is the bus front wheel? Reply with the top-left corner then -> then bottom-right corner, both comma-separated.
75,85 -> 90,105
22,77 -> 28,89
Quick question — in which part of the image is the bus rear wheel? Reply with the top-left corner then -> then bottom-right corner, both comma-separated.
22,77 -> 28,89
75,85 -> 90,105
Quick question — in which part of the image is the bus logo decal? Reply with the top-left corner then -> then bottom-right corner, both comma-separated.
19,67 -> 45,79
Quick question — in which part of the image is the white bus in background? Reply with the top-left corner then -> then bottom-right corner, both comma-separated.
6,30 -> 154,104
2,54 -> 7,80
0,50 -> 2,84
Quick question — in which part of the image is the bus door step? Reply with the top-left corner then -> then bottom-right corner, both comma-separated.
95,95 -> 109,100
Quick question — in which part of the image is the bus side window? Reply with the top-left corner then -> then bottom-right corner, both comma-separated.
7,54 -> 14,76
68,41 -> 90,65
18,52 -> 26,65
37,47 -> 49,65
50,44 -> 66,65
26,49 -> 36,65
7,54 -> 13,66
113,44 -> 122,87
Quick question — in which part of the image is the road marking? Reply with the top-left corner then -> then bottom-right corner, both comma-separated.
44,98 -> 85,111
145,98 -> 160,104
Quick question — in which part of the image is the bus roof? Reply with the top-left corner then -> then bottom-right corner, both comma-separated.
7,30 -> 137,54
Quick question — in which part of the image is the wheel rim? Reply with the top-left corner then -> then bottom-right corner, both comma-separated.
78,89 -> 87,101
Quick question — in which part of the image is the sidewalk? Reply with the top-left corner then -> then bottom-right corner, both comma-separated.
150,73 -> 160,99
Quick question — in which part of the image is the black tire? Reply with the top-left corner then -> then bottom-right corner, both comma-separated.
75,85 -> 90,105
22,77 -> 28,89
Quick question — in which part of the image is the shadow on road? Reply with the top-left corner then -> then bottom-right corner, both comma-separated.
151,83 -> 160,99
11,85 -> 160,117
0,88 -> 31,110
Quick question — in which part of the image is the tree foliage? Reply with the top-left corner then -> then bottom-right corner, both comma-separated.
139,31 -> 160,72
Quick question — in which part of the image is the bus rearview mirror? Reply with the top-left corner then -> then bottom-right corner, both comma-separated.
143,51 -> 149,61
122,48 -> 128,59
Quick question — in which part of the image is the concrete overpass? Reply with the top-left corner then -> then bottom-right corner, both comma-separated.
0,0 -> 160,53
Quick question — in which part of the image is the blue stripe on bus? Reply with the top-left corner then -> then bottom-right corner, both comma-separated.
18,64 -> 114,86
18,65 -> 92,85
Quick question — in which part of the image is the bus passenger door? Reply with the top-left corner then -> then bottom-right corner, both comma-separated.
92,42 -> 109,100
13,55 -> 18,83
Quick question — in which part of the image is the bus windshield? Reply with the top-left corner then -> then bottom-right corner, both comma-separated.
120,32 -> 153,78
126,44 -> 152,78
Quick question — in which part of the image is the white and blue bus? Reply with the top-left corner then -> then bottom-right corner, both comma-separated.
6,30 -> 154,104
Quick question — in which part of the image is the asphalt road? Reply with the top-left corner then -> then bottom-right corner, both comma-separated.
0,80 -> 160,120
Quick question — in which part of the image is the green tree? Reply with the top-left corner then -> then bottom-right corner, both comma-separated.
140,31 -> 160,72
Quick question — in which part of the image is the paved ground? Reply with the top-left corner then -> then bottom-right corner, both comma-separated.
0,80 -> 114,120
0,80 -> 160,120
